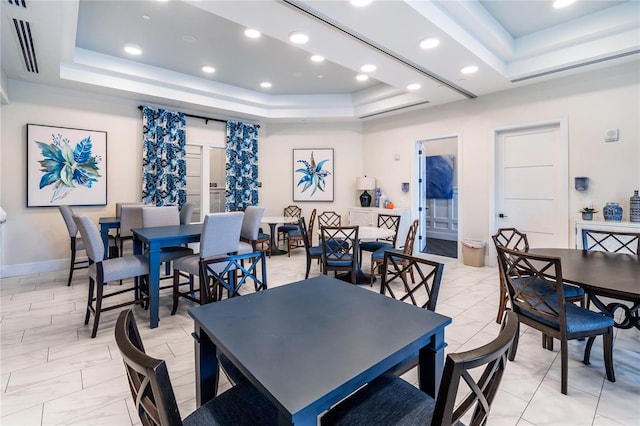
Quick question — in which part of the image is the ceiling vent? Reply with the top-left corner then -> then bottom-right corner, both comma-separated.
12,18 -> 39,73
358,100 -> 431,120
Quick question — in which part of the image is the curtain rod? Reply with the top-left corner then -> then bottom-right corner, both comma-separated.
138,105 -> 227,124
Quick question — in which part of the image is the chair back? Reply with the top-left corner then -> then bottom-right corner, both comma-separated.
115,309 -> 183,426
75,215 -> 105,262
240,206 -> 265,241
141,206 -> 180,228
284,205 -> 302,219
495,246 -> 567,328
377,214 -> 401,246
401,220 -> 419,254
116,202 -> 144,218
432,311 -> 519,425
380,252 -> 444,311
120,205 -> 144,238
582,229 -> 639,255
307,209 -> 317,246
321,226 -> 359,268
201,212 -> 244,259
492,227 -> 529,251
179,202 -> 196,224
59,205 -> 78,237
318,211 -> 341,228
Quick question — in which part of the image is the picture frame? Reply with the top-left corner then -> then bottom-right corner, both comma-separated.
27,124 -> 107,207
293,148 -> 334,202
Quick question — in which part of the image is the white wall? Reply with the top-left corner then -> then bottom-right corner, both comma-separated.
363,61 -> 640,258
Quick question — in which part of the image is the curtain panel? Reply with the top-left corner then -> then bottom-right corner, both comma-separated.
225,121 -> 260,211
141,107 -> 187,207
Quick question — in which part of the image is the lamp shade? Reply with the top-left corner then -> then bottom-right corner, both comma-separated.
356,177 -> 376,190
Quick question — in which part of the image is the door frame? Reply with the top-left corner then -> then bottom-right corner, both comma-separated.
489,117 -> 569,266
413,133 -> 463,254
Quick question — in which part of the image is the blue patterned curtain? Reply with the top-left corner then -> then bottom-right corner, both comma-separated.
226,121 -> 259,211
142,107 -> 187,207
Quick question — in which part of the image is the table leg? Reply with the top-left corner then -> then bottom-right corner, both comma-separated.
269,223 -> 287,256
100,224 -> 110,260
147,247 -> 161,329
418,329 -> 446,398
193,325 -> 219,407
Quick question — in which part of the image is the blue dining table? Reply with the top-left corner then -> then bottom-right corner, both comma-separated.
132,223 -> 202,329
190,275 -> 451,425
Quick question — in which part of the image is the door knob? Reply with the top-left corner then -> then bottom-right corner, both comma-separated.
499,213 -> 508,218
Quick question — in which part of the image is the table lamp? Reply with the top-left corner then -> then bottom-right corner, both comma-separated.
356,176 -> 376,207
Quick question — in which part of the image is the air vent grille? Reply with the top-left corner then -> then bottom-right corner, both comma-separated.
7,0 -> 26,8
12,18 -> 38,73
358,101 -> 430,120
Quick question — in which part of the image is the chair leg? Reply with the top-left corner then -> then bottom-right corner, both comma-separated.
68,241 -> 76,286
560,339 -> 568,395
496,279 -> 507,324
171,269 -> 180,315
91,280 -> 104,338
583,336 -> 596,365
305,256 -> 312,279
603,328 -> 616,383
508,321 -> 520,361
85,278 -> 95,325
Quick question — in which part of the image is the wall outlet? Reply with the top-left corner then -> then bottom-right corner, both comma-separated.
605,128 -> 619,142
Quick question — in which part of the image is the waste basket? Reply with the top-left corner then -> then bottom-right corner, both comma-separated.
461,239 -> 485,267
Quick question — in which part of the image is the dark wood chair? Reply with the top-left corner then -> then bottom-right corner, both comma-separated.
318,210 -> 341,228
370,219 -> 419,286
115,309 -> 278,426
277,205 -> 302,246
59,205 -> 90,286
359,213 -> 400,260
298,215 -> 323,279
75,215 -> 148,338
582,229 -> 639,254
320,225 -> 359,284
491,227 -> 530,323
321,311 -> 519,426
496,245 -> 615,394
286,208 -> 312,257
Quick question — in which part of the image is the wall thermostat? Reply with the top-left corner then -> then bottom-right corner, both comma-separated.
605,128 -> 619,142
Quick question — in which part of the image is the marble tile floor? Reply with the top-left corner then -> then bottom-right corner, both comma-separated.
1,249 -> 638,425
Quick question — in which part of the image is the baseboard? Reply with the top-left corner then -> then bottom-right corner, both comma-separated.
0,256 -> 87,279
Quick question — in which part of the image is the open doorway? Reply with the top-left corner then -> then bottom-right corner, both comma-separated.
417,137 -> 459,258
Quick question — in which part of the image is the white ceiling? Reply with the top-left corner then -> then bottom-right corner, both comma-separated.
2,0 -> 639,121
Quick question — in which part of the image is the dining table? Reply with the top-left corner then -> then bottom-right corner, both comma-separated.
189,275 -> 451,425
261,215 -> 299,256
98,216 -> 120,259
529,248 -> 640,330
131,223 -> 203,329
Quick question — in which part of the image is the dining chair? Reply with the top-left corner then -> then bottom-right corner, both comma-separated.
115,201 -> 144,218
179,201 -> 196,224
75,215 -> 149,338
318,211 -> 341,228
492,227 -> 585,324
238,206 -> 271,257
277,205 -> 301,246
116,205 -> 144,256
321,311 -> 519,426
115,309 -> 278,426
370,219 -> 419,286
286,208 -> 313,257
359,213 -> 400,260
59,205 -> 89,286
321,225 -> 359,284
496,245 -> 615,394
581,229 -> 639,254
298,215 -> 323,279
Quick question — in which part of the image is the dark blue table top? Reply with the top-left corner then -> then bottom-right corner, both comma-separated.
131,223 -> 202,244
189,275 -> 451,419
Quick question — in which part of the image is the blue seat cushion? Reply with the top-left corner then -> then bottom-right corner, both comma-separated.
278,225 -> 298,233
184,381 -> 278,425
326,254 -> 354,267
321,373 -> 461,426
372,247 -> 402,261
258,233 -> 270,240
309,245 -> 323,257
288,230 -> 302,238
360,241 -> 393,253
562,283 -> 584,299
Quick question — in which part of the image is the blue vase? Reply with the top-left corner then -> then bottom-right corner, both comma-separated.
603,202 -> 623,221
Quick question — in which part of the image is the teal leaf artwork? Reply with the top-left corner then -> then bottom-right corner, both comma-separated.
296,152 -> 331,197
36,133 -> 102,202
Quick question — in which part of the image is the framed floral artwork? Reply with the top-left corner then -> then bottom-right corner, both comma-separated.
293,148 -> 334,202
27,124 -> 107,207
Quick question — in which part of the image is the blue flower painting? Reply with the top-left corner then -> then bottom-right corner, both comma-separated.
28,124 -> 107,207
294,149 -> 334,201
425,155 -> 454,199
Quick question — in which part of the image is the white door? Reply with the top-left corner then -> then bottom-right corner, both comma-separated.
185,145 -> 203,221
495,122 -> 568,248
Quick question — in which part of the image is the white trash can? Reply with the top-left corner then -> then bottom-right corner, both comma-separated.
461,239 -> 486,267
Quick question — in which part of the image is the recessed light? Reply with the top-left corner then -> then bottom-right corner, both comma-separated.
311,55 -> 325,63
142,15 -> 151,21
123,43 -> 142,55
419,37 -> 440,49
461,65 -> 478,74
553,0 -> 575,8
289,32 -> 309,44
201,66 -> 215,74
260,81 -> 272,88
350,0 -> 372,6
317,74 -> 324,79
406,83 -> 421,91
245,29 -> 261,39
360,64 -> 376,73
356,74 -> 369,81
